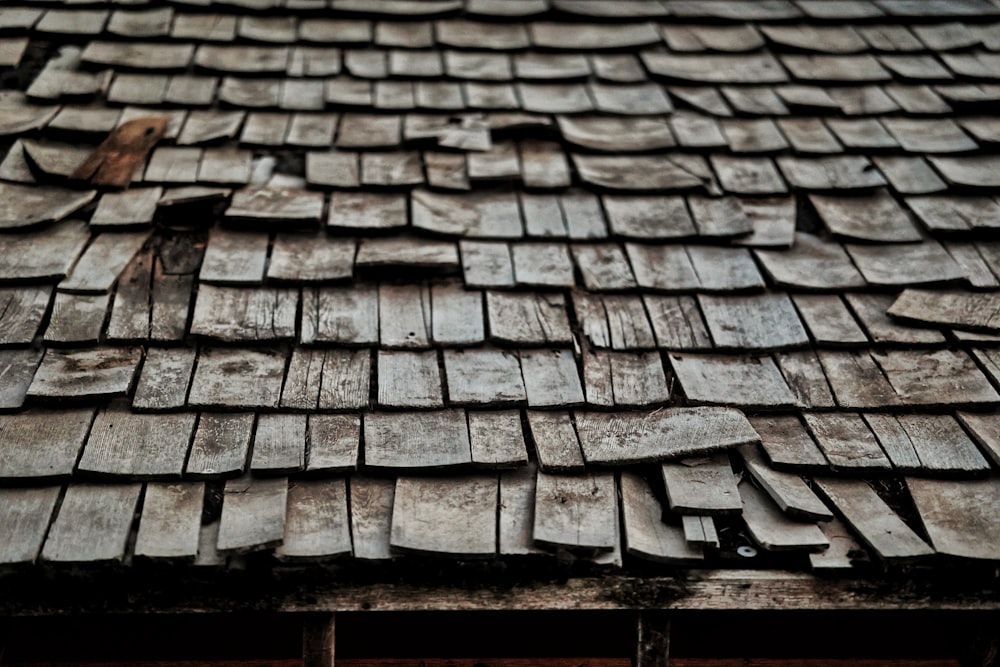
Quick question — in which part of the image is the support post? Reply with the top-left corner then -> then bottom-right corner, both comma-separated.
636,612 -> 670,667
303,613 -> 336,667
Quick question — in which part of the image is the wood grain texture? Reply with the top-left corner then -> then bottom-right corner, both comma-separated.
576,408 -> 759,466
661,453 -> 742,515
188,348 -> 285,409
364,410 -> 472,471
533,470 -> 617,553
79,408 -> 196,479
217,475 -> 288,554
0,409 -> 94,480
135,481 -> 204,560
621,472 -> 703,564
59,231 -> 151,293
301,286 -> 378,345
487,292 -> 572,346
499,463 -> 545,556
0,486 -> 61,565
132,347 -> 196,411
737,445 -> 833,521
277,478 -> 352,560
0,287 -> 52,345
41,483 -> 142,563
307,414 -> 360,473
519,349 -> 585,408
350,475 -> 395,560
390,475 -> 498,557
28,347 -> 141,401
45,292 -> 111,345
186,412 -> 253,479
0,348 -> 43,409
739,481 -> 830,553
318,349 -> 371,410
190,285 -> 297,342
814,478 -> 934,560
377,350 -> 443,409
906,477 -> 1000,560
527,411 -> 586,473
445,348 -> 525,406
803,413 -> 891,471
583,351 -> 669,407
748,416 -> 829,471
251,414 -> 307,475
668,353 -> 797,409
468,410 -> 528,468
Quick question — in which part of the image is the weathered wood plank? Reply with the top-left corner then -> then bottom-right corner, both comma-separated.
317,349 -> 371,410
106,252 -> 153,342
662,453 -> 741,515
301,286 -> 378,346
643,296 -> 713,350
44,292 -> 111,345
91,187 -> 162,228
132,347 -> 196,411
190,285 -> 297,342
430,283 -> 484,346
583,351 -> 669,407
669,353 -> 798,409
445,348 -> 525,406
698,292 -> 808,351
527,411 -> 586,473
682,515 -> 719,549
188,348 -> 286,409
28,347 -> 141,402
874,349 -> 999,407
803,413 -> 891,471
906,477 -> 1000,560
955,410 -> 1000,467
791,294 -> 868,346
574,294 -> 657,351
217,475 -> 288,555
350,475 -> 395,560
621,472 -> 704,564
59,231 -> 151,294
814,478 -> 935,560
251,414 -> 306,475
810,517 -> 864,571
775,350 -> 837,410
390,475 -> 498,557
888,289 -> 1000,335
737,445 -> 833,521
79,408 -> 196,479
185,412 -> 253,479
307,414 -> 360,473
364,410 -> 471,471
499,463 -> 544,556
41,483 -> 142,563
576,408 -> 759,466
277,478 -> 352,560
460,242 -> 515,289
0,409 -> 93,480
151,265 -> 193,343
816,350 -> 902,409
748,415 -> 829,471
893,414 -> 990,474
533,471 -> 617,553
0,349 -> 43,410
0,220 -> 88,283
519,349 -> 585,408
268,233 -> 355,284
0,486 -> 61,565
377,350 -> 442,409
378,284 -> 431,349
280,348 -> 324,411
445,410 -> 522,475
739,481 -> 830,553
135,481 -> 204,560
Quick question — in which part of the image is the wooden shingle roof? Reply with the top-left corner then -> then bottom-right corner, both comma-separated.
1,0 -> 1000,599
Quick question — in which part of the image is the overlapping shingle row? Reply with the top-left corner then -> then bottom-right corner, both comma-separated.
0,0 -> 999,576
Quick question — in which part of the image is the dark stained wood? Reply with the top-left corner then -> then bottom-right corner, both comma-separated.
662,453 -> 741,515
28,347 -> 141,402
814,478 -> 934,560
621,472 -> 703,564
0,287 -> 52,345
0,409 -> 93,480
307,414 -> 360,473
576,408 -> 759,466
0,348 -> 42,409
186,412 -> 253,479
59,231 -> 151,294
390,475 -> 498,557
79,408 -> 196,479
44,292 -> 111,345
907,477 -> 1000,560
364,410 -> 472,471
698,292 -> 809,351
302,286 -> 378,346
643,296 -> 713,350
151,264 -> 193,343
444,348 -> 525,406
350,475 -> 395,560
487,292 -> 572,346
41,483 -> 142,563
527,411 -> 585,473
737,445 -> 833,521
132,347 -> 196,411
251,414 -> 306,475
533,471 -> 617,553
668,353 -> 798,409
278,478 -> 352,560
583,351 -> 668,407
217,475 -> 288,554
190,285 -> 297,342
519,349 -> 585,408
803,412 -> 891,471
739,481 -> 830,553
318,349 -> 371,410
188,348 -> 286,409
0,486 -> 61,565
468,410 -> 528,468
70,117 -> 168,188
377,350 -> 442,409
135,481 -> 204,560
303,614 -> 336,667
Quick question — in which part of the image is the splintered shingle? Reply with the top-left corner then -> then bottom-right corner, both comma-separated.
620,473 -> 703,564
583,351 -> 669,407
487,292 -> 572,346
662,453 -> 741,516
533,471 -> 617,552
575,408 -> 759,465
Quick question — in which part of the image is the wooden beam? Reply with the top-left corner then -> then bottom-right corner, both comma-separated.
303,613 -> 336,667
636,612 -> 670,667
